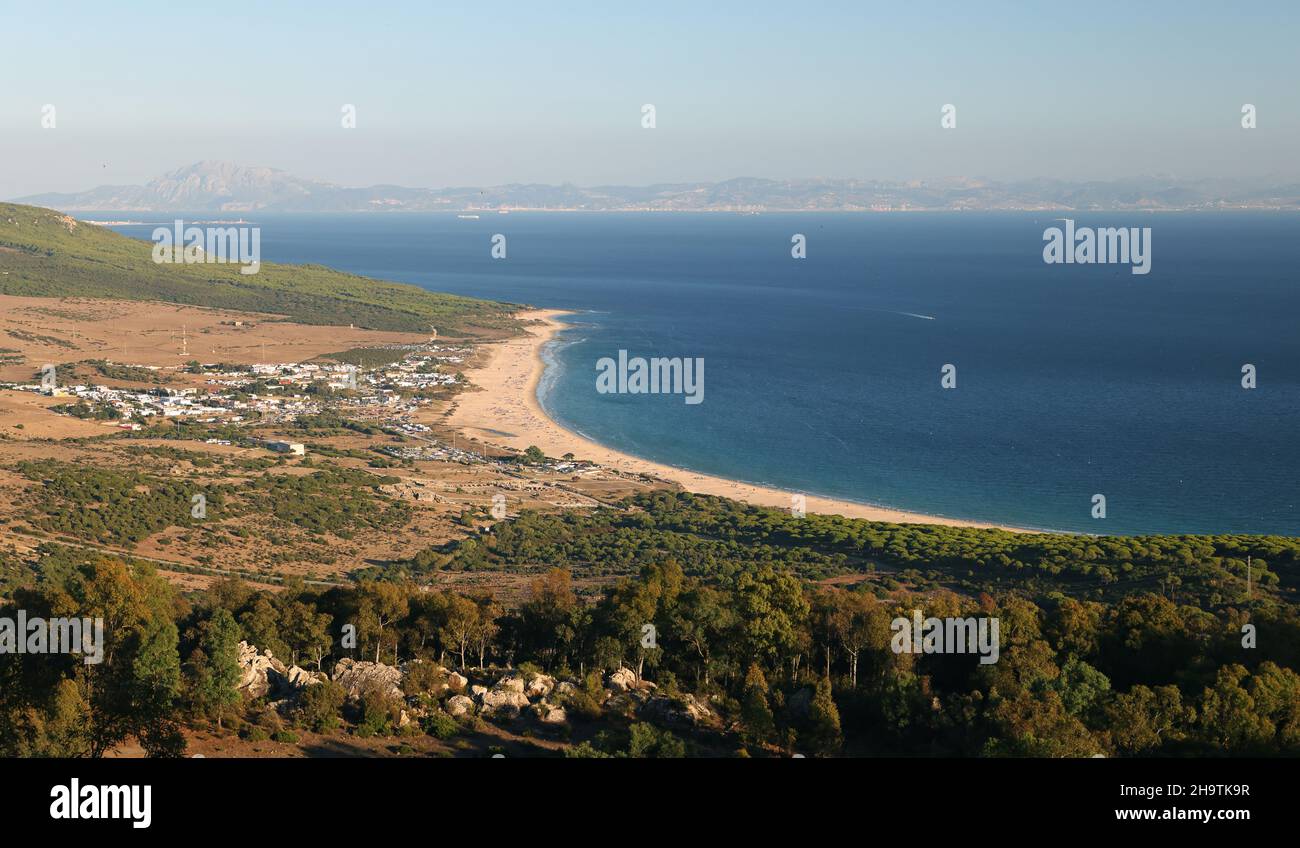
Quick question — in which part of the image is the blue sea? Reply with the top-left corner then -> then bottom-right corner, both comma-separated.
100,212 -> 1300,536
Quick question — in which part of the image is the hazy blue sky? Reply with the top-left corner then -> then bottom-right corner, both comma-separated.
2,1 -> 1298,197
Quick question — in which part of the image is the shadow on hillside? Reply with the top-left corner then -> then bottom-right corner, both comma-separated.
300,738 -> 393,758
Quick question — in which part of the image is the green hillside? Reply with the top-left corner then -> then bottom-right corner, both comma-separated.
426,490 -> 1300,606
0,203 -> 518,336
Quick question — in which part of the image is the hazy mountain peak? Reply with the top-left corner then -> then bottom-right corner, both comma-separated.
140,161 -> 326,210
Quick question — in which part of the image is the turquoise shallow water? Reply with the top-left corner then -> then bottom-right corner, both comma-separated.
104,211 -> 1300,535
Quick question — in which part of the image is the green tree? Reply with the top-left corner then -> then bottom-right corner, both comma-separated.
670,584 -> 735,686
733,567 -> 810,679
129,614 -> 185,756
1,557 -> 186,757
804,677 -> 843,756
356,582 -> 409,664
740,663 -> 775,747
518,568 -> 579,669
281,598 -> 333,670
470,592 -> 500,669
1048,658 -> 1111,718
626,722 -> 686,758
1196,664 -> 1277,753
297,680 -> 346,733
21,679 -> 93,757
984,689 -> 1100,757
439,593 -> 480,669
190,608 -> 241,731
1104,684 -> 1191,755
239,595 -> 289,662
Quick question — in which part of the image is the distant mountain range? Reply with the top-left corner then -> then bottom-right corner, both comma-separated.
17,161 -> 1300,213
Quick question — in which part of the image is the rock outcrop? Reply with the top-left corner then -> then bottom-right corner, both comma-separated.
477,674 -> 532,719
237,642 -> 287,698
640,693 -> 713,728
605,667 -> 638,693
332,657 -> 403,702
280,664 -> 324,691
533,702 -> 567,724
446,694 -> 476,717
492,673 -> 526,694
525,673 -> 555,699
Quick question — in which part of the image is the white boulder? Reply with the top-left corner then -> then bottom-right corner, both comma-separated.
479,688 -> 530,719
236,641 -> 287,698
493,673 -> 526,694
533,702 -> 567,724
525,673 -> 555,699
331,657 -> 403,702
640,693 -> 713,728
446,694 -> 476,717
606,667 -> 638,693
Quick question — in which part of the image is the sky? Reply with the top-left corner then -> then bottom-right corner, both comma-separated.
2,0 -> 1298,197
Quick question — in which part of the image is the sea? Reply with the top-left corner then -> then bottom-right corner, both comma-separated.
98,211 -> 1300,536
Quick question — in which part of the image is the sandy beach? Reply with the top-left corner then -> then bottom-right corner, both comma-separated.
448,309 -> 1024,530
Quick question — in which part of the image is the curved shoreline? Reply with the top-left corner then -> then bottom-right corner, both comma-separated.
448,308 -> 1029,531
